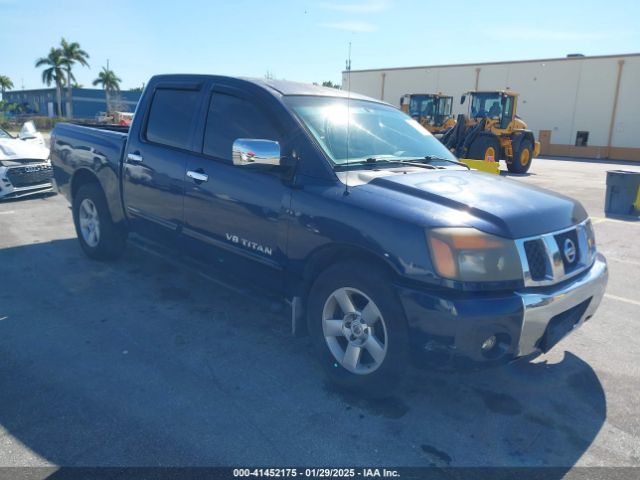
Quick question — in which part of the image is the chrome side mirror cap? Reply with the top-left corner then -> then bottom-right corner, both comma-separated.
232,139 -> 281,166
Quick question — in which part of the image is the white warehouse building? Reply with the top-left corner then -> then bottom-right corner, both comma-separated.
343,53 -> 640,161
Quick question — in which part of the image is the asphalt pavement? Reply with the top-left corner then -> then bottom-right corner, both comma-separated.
0,157 -> 638,472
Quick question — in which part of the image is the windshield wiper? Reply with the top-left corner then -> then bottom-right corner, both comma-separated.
402,155 -> 470,170
334,157 -> 405,169
335,155 -> 470,171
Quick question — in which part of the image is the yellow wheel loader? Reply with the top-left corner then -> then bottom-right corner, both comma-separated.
400,93 -> 456,135
441,90 -> 540,174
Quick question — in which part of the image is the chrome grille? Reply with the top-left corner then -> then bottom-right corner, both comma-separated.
523,239 -> 547,281
516,219 -> 596,287
6,164 -> 53,188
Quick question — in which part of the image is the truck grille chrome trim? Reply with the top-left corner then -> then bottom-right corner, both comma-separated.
515,219 -> 595,287
523,240 -> 547,281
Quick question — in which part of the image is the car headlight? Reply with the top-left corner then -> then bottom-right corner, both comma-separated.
426,228 -> 523,282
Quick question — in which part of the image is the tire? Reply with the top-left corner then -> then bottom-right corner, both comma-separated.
508,138 -> 533,174
307,261 -> 410,397
72,183 -> 127,260
467,135 -> 500,162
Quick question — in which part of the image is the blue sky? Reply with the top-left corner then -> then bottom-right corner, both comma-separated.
1,0 -> 638,91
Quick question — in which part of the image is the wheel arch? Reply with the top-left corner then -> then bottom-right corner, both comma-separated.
302,244 -> 400,291
290,243 -> 402,336
70,168 -> 100,200
70,168 -> 126,225
511,129 -> 535,153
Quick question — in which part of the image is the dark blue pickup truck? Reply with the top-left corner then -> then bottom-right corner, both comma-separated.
51,74 -> 608,395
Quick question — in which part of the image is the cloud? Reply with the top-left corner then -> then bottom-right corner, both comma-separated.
482,28 -> 611,41
317,1 -> 388,33
318,0 -> 391,13
320,20 -> 378,32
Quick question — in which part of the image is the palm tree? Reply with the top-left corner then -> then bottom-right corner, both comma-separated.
35,48 -> 67,116
0,75 -> 14,100
60,38 -> 90,118
92,66 -> 121,112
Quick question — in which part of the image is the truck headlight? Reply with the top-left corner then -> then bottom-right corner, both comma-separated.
426,228 -> 522,282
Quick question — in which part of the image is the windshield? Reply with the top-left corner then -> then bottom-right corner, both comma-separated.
0,128 -> 13,139
470,92 -> 503,119
470,92 -> 514,128
408,95 -> 436,119
284,96 -> 457,165
435,97 -> 452,126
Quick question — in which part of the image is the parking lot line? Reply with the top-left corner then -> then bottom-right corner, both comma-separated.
604,293 -> 640,307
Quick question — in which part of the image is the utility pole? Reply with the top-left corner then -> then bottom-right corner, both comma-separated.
345,42 -> 351,92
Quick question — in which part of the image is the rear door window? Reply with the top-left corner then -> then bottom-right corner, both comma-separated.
145,88 -> 200,150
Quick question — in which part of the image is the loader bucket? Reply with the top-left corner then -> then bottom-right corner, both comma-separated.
460,158 -> 500,175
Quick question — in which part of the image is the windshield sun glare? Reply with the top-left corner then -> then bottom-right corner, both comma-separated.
284,96 -> 457,165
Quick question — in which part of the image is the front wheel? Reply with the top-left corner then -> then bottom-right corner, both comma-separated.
508,139 -> 533,174
72,183 -> 128,260
467,136 -> 500,162
307,262 -> 409,397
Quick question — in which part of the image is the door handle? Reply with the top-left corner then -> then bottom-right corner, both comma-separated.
187,170 -> 209,183
127,152 -> 143,163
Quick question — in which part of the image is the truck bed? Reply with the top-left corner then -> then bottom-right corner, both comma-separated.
51,122 -> 129,222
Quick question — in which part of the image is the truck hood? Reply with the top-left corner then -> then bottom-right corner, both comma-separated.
0,138 -> 49,164
356,169 -> 587,238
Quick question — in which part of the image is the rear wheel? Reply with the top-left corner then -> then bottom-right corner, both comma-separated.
73,183 -> 127,260
507,138 -> 533,174
468,136 -> 500,162
307,262 -> 409,397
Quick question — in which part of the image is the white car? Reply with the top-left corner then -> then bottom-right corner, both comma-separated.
0,122 -> 53,200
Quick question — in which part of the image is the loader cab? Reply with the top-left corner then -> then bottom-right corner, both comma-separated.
465,91 -> 517,131
400,94 -> 453,130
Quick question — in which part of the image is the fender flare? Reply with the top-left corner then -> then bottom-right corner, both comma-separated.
70,167 -> 126,225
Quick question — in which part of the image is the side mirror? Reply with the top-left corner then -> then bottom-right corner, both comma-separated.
232,138 -> 281,166
460,95 -> 466,105
501,96 -> 507,106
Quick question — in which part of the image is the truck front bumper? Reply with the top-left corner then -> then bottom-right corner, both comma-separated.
397,254 -> 608,364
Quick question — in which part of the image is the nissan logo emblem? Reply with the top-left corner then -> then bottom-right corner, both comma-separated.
563,238 -> 577,263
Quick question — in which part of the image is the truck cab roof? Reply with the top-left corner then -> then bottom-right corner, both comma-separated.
148,74 -> 384,103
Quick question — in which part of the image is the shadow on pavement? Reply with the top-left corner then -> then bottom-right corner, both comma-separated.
0,238 -> 606,472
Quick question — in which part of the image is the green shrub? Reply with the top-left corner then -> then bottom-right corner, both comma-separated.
0,116 -> 69,132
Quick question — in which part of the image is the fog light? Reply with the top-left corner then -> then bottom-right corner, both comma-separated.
481,335 -> 497,351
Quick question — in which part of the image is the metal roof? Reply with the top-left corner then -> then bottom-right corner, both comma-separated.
343,52 -> 640,74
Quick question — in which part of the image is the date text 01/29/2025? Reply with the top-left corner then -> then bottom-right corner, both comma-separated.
232,468 -> 400,477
